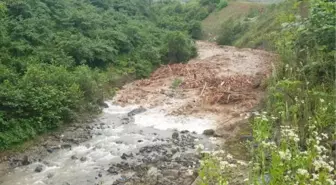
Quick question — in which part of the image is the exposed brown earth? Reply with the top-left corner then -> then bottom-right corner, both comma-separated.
115,41 -> 276,138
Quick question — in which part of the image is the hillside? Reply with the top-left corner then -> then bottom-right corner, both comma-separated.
0,0 -> 219,149
198,0 -> 336,184
202,1 -> 266,41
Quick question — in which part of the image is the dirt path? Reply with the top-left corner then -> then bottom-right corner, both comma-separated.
115,41 -> 275,138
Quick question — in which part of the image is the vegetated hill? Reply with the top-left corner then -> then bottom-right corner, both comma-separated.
0,0 -> 222,149
198,0 -> 336,184
201,1 -> 267,41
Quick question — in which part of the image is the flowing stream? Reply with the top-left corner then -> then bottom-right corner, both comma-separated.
0,102 -> 217,185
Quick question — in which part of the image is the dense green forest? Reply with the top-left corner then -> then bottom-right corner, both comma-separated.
0,0 -> 224,149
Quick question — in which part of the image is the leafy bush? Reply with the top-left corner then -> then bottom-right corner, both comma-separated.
171,78 -> 183,90
216,0 -> 228,10
162,31 -> 197,63
0,64 -> 99,148
201,0 -> 336,184
217,19 -> 248,45
0,0 -> 214,149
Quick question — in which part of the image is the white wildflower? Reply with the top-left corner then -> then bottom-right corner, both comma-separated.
312,173 -> 318,180
220,161 -> 229,170
228,163 -> 237,168
279,149 -> 292,160
313,159 -> 334,172
237,160 -> 248,166
300,151 -> 308,155
320,98 -> 325,103
253,111 -> 260,116
326,178 -> 335,185
226,154 -> 233,160
316,136 -> 322,141
196,144 -> 204,151
297,169 -> 309,177
321,133 -> 328,139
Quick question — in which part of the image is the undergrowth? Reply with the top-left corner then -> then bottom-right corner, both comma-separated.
199,0 -> 335,184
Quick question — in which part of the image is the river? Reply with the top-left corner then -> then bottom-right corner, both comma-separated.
0,102 -> 217,185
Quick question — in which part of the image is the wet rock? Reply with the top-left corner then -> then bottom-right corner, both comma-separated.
121,116 -> 134,124
47,146 -> 61,153
80,157 -> 87,162
181,130 -> 189,134
61,143 -> 72,149
240,135 -> 253,141
116,141 -> 123,144
98,173 -> 102,177
47,173 -> 54,178
35,164 -> 44,173
121,153 -> 133,160
71,155 -> 78,160
172,132 -> 179,140
128,106 -> 146,116
116,161 -> 131,170
203,129 -> 215,136
138,140 -> 143,143
22,156 -> 30,166
171,147 -> 179,154
99,102 -> 109,108
107,166 -> 119,175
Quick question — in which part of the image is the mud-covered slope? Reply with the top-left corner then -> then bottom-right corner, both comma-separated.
115,41 -> 275,138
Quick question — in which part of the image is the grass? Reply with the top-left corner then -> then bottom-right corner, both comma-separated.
198,0 -> 336,184
202,1 -> 267,41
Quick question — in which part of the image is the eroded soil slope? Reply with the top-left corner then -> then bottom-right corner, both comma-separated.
115,41 -> 275,138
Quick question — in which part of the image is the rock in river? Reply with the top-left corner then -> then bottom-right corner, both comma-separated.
128,106 -> 146,116
203,129 -> 215,136
172,131 -> 179,140
35,164 -> 44,173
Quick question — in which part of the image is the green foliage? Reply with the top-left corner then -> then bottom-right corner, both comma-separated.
171,78 -> 183,90
203,0 -> 336,184
217,18 -> 248,45
0,0 -> 213,149
0,64 -> 107,148
216,3 -> 282,49
254,0 -> 336,183
162,31 -> 197,63
216,0 -> 228,10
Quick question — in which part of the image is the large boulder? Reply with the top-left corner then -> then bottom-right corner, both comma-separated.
203,129 -> 215,136
128,106 -> 146,116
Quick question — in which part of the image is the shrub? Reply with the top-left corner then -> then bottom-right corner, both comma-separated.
162,31 -> 197,63
217,19 -> 248,45
216,0 -> 228,10
171,78 -> 182,90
